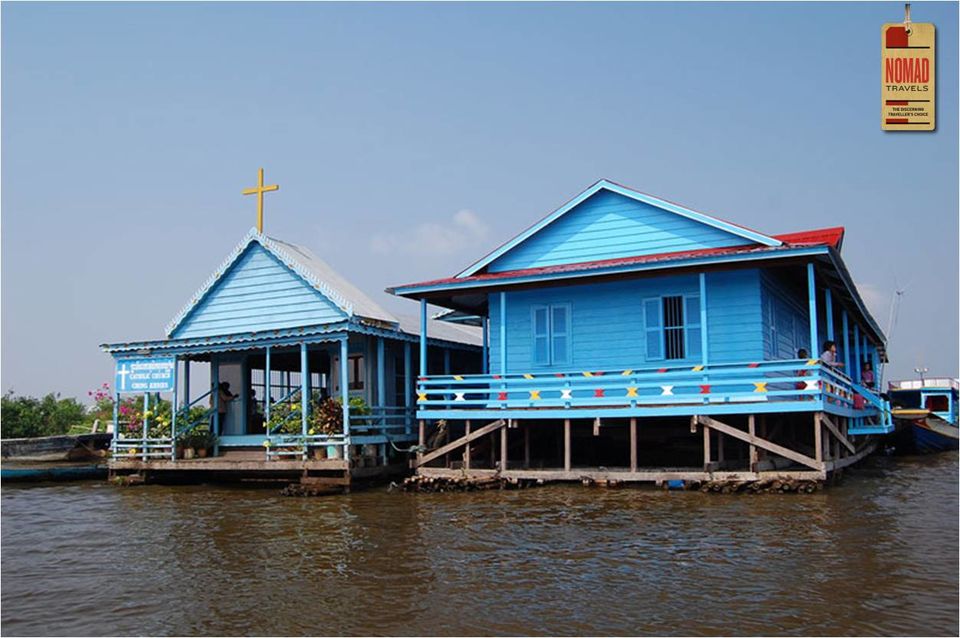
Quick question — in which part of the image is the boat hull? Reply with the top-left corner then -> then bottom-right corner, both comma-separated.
890,414 -> 959,455
0,433 -> 111,462
1,462 -> 108,482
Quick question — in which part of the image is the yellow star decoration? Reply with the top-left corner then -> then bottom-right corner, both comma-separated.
523,373 -> 534,379
582,371 -> 594,377
807,359 -> 818,366
754,382 -> 768,393
529,390 -> 541,400
417,392 -> 428,403
621,369 -> 633,376
453,375 -> 464,381
626,386 -> 639,397
692,365 -> 704,372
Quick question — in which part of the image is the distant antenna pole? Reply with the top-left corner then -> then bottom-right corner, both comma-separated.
914,367 -> 928,384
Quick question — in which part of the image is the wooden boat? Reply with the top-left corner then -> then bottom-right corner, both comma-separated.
1,433 -> 112,482
888,379 -> 959,454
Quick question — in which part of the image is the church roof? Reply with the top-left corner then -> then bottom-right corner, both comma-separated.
165,228 -> 397,337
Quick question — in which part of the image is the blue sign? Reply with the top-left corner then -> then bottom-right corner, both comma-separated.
115,358 -> 176,393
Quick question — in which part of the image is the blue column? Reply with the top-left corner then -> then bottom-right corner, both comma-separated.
699,273 -> 709,366
825,288 -> 834,341
111,391 -> 119,455
264,346 -> 272,429
170,357 -> 178,461
182,359 -> 190,410
807,263 -> 818,354
212,357 -> 220,457
142,392 -> 150,461
377,337 -> 386,408
482,316 -> 489,374
300,343 -> 309,447
871,345 -> 880,392
419,299 -> 427,377
403,341 -> 412,434
853,325 -> 861,383
340,337 -> 350,455
499,291 -> 507,375
842,310 -> 850,372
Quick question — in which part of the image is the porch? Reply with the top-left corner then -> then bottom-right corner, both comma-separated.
415,359 -> 893,430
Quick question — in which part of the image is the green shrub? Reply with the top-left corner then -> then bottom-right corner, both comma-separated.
1,391 -> 87,439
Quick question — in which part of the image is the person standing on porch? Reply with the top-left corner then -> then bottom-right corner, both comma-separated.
820,341 -> 843,368
211,382 -> 235,432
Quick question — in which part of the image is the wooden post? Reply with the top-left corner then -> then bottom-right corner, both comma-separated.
211,357 -> 220,457
417,420 -> 425,465
500,424 -> 508,470
717,428 -> 725,465
490,427 -> 496,467
463,420 -> 471,469
563,419 -> 571,471
629,417 -> 637,472
703,422 -> 711,471
814,412 -> 823,464
523,424 -> 530,469
748,415 -> 758,470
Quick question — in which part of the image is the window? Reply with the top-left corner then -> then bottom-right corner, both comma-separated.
532,304 -> 571,366
348,354 -> 365,390
644,295 -> 702,361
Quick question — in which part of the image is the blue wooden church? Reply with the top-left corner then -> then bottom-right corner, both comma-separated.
102,206 -> 481,484
390,179 -> 893,483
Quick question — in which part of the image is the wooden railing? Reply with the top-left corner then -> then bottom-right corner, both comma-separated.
416,359 -> 890,427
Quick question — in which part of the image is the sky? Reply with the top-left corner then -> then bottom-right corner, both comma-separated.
2,1 -> 958,402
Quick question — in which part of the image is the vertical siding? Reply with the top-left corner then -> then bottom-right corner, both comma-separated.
488,190 -> 752,273
173,244 -> 347,339
759,270 -> 811,360
488,273 -> 767,374
705,270 -> 764,363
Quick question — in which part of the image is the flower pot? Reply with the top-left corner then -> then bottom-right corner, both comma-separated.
197,447 -> 208,458
183,447 -> 195,460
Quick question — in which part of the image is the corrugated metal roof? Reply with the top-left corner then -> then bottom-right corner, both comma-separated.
265,236 -> 398,325
397,315 -> 483,346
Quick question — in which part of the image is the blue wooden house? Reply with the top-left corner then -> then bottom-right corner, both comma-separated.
102,228 -> 481,483
389,180 -> 893,483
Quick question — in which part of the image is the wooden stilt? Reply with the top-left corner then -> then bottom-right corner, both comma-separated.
418,420 -> 425,465
717,428 -> 725,465
629,417 -> 637,472
748,415 -> 758,471
500,424 -> 508,471
703,423 -> 712,471
463,420 -> 471,469
523,424 -> 530,469
698,415 -> 822,471
814,412 -> 823,464
564,419 -> 571,472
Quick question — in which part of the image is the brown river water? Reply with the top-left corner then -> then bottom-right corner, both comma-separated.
1,452 -> 957,637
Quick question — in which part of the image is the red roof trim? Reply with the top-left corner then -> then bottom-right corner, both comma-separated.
392,226 -> 844,291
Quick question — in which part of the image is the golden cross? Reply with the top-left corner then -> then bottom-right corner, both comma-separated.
242,168 -> 279,234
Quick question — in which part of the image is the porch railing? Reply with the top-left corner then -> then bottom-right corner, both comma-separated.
416,359 -> 890,429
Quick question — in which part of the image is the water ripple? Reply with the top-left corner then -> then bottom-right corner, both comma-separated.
2,452 -> 957,636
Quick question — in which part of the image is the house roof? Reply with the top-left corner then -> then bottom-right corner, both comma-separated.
455,179 -> 783,278
165,228 -> 397,337
389,227 -> 845,293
